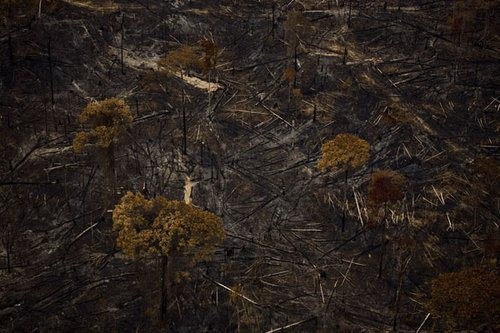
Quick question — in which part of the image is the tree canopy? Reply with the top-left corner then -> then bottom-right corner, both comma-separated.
317,133 -> 370,171
158,44 -> 201,73
73,97 -> 132,153
367,170 -> 405,207
427,266 -> 500,330
112,192 -> 225,261
157,38 -> 218,75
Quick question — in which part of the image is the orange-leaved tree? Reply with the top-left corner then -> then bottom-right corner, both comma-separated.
427,266 -> 500,331
157,39 -> 218,78
112,191 -> 225,322
199,38 -> 218,75
282,67 -> 302,108
318,133 -> 370,231
367,169 -> 405,211
318,133 -> 370,172
366,169 -> 405,278
158,44 -> 201,77
73,98 -> 132,199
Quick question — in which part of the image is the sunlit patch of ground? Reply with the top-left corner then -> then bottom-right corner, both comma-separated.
61,0 -> 119,12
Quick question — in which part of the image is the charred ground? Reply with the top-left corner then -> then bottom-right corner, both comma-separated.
0,0 -> 499,332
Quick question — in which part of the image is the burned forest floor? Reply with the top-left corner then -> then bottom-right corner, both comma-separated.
1,0 -> 499,332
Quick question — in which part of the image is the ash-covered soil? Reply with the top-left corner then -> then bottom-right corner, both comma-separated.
1,0 -> 499,332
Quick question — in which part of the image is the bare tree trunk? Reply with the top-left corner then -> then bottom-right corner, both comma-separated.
294,44 -> 298,76
100,145 -> 117,206
7,25 -> 14,66
378,205 -> 388,279
378,239 -> 386,278
392,265 -> 404,331
200,142 -> 204,166
159,255 -> 175,326
271,2 -> 275,33
182,90 -> 187,155
342,168 -> 348,232
44,105 -> 48,135
121,13 -> 125,75
160,255 -> 168,322
347,0 -> 352,27
48,37 -> 55,106
6,245 -> 12,274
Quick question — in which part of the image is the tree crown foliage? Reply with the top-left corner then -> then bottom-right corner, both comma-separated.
158,45 -> 201,72
367,170 -> 405,207
317,133 -> 370,171
73,97 -> 132,152
158,38 -> 218,75
199,38 -> 218,73
282,67 -> 296,84
112,192 -> 225,261
427,266 -> 500,330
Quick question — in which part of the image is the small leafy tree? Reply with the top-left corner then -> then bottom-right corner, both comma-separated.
73,98 -> 132,199
318,133 -> 370,172
366,169 -> 405,278
282,67 -> 297,108
199,38 -> 218,75
158,45 -> 201,77
427,266 -> 500,331
367,169 -> 405,210
318,133 -> 370,231
112,192 -> 225,322
158,39 -> 218,78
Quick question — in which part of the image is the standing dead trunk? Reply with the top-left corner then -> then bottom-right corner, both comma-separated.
160,255 -> 169,322
378,204 -> 388,278
6,245 -> 12,274
294,44 -> 298,77
271,2 -> 275,33
120,13 -> 125,75
182,90 -> 187,155
6,6 -> 14,67
159,255 -> 176,325
392,264 -> 404,331
200,142 -> 204,166
342,168 -> 349,232
347,0 -> 352,27
100,144 -> 117,206
48,37 -> 55,106
2,236 -> 13,274
378,239 -> 387,278
7,25 -> 14,66
207,71 -> 212,118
